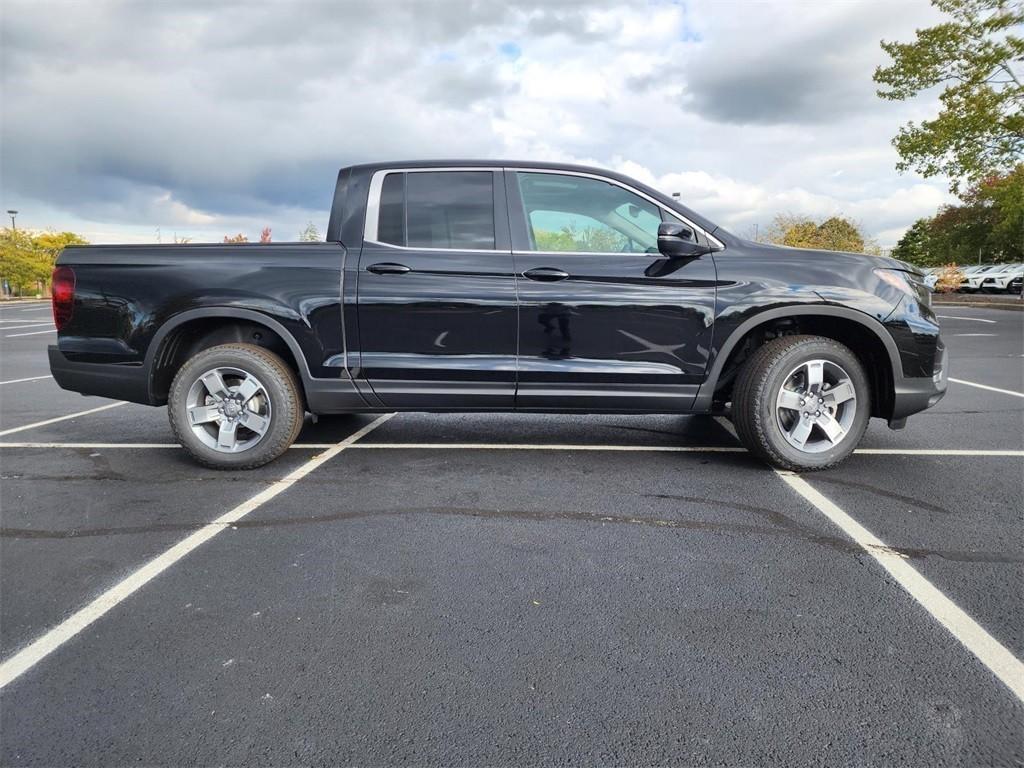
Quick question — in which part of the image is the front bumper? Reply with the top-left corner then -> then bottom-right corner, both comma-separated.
48,345 -> 152,404
889,343 -> 948,426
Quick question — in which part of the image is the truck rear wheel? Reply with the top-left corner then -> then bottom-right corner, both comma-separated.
168,343 -> 304,469
732,335 -> 870,471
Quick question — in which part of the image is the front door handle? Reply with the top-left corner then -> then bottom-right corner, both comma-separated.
367,262 -> 411,275
523,267 -> 570,282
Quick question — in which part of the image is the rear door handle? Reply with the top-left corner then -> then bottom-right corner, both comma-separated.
523,267 -> 570,282
367,262 -> 411,275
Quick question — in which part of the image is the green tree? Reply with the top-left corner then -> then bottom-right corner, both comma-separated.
0,229 -> 81,295
874,0 -> 1024,194
533,224 -> 628,252
892,218 -> 934,265
898,167 -> 1023,265
765,214 -> 875,253
973,164 -> 1024,254
32,231 -> 88,257
815,217 -> 867,253
299,221 -> 321,241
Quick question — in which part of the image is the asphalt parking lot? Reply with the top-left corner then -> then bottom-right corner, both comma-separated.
0,300 -> 1022,766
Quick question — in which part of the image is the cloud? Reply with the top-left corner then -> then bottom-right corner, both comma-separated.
1,0 -> 950,246
680,1 -> 943,126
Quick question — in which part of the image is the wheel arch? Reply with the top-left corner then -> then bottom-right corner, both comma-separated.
145,308 -> 311,405
695,305 -> 902,418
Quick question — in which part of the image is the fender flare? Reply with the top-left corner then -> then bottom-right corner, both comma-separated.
692,304 -> 903,410
144,308 -> 315,399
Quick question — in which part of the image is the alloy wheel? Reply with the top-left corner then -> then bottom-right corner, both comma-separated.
775,358 -> 857,453
185,366 -> 272,453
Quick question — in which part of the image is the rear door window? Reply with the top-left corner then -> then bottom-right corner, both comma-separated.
376,171 -> 495,250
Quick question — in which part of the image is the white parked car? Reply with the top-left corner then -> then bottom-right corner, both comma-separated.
959,264 -> 1001,292
922,267 -> 942,291
980,263 -> 1024,293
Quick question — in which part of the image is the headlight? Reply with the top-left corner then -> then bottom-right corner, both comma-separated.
874,268 -> 931,308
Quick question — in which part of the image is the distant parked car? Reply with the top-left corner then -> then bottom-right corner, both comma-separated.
980,263 -> 1024,293
959,265 -> 1000,293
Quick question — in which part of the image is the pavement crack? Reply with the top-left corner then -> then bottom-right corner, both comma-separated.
2,505 -> 1020,564
810,476 -> 953,516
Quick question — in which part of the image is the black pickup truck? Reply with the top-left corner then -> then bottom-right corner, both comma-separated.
49,160 -> 946,470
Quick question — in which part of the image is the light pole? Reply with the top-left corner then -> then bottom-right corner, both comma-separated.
6,210 -> 18,232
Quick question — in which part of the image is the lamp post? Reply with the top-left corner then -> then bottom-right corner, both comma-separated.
6,210 -> 17,232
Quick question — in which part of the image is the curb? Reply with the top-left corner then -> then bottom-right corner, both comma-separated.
934,301 -> 1023,312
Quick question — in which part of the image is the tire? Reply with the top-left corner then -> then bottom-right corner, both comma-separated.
731,335 -> 871,471
168,343 -> 304,469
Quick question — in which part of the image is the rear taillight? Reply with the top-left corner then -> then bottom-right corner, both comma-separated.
51,266 -> 75,331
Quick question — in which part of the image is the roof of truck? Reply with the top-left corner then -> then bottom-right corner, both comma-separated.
334,159 -> 727,244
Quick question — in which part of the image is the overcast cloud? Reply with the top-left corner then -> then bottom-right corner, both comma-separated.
1,0 -> 952,246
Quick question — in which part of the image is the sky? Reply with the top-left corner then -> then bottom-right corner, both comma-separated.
0,0 -> 955,248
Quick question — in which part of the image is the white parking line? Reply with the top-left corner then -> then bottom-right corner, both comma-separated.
709,417 -> 1024,703
0,323 -> 55,332
0,442 -> 1020,456
0,413 -> 393,690
5,329 -> 56,338
937,315 -> 997,324
0,402 -> 128,437
349,443 -> 1024,457
950,377 -> 1024,399
354,442 -> 747,452
0,375 -> 53,386
778,472 -> 1024,703
0,443 -> 180,449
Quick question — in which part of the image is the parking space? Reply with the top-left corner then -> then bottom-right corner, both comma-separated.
1,305 -> 1022,764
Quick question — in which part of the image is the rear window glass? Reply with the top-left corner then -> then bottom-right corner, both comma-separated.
376,171 -> 495,250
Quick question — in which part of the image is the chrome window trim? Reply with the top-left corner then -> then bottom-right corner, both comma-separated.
362,165 -> 724,253
512,167 -> 725,250
363,167 -> 504,250
513,250 -> 665,257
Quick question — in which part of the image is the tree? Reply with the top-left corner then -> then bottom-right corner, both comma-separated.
898,167 -> 1023,266
764,214 -> 875,253
298,222 -> 321,242
223,233 -> 248,243
874,0 -> 1024,194
259,227 -> 272,243
892,218 -> 934,264
934,262 -> 966,292
533,223 -> 628,252
0,229 -> 88,295
973,164 -> 1024,254
33,231 -> 88,257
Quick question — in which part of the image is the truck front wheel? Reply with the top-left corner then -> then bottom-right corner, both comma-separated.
732,335 -> 870,471
168,343 -> 304,469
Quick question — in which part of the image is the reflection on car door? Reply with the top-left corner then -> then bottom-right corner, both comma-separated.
508,170 -> 718,411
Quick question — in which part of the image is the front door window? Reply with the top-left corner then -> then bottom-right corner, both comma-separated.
516,172 -> 677,254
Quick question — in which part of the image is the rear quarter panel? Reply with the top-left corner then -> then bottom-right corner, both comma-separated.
56,243 -> 346,377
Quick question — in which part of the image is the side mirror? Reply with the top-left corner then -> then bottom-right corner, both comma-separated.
657,222 -> 709,258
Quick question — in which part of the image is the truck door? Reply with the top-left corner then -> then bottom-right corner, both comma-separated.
356,168 -> 517,408
508,169 -> 718,411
